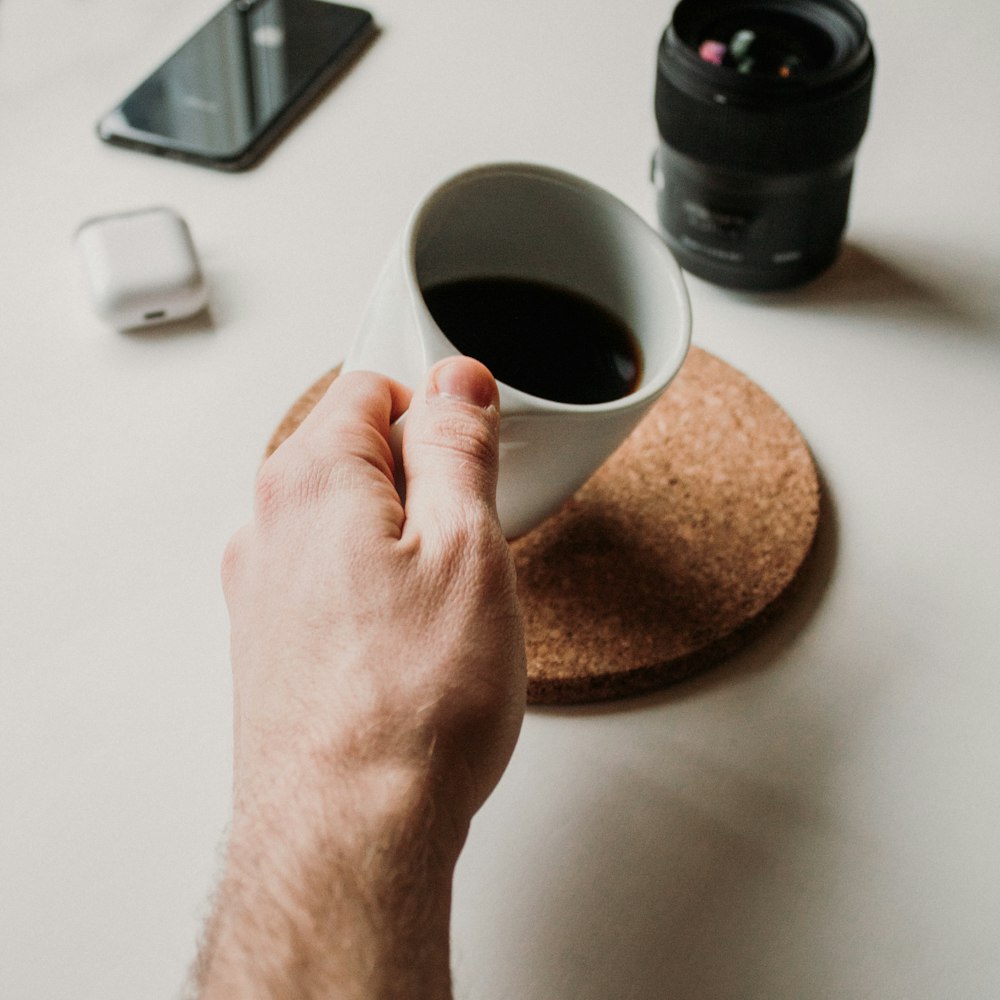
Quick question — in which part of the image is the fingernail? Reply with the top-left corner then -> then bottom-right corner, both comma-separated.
427,358 -> 499,409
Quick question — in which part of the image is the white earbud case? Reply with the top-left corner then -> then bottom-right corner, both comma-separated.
76,206 -> 208,329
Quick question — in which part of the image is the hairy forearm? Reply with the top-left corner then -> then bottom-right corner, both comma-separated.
192,763 -> 460,1000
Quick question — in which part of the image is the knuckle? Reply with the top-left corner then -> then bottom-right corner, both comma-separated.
255,400 -> 395,527
220,526 -> 249,594
424,408 -> 499,475
253,458 -> 296,524
253,453 -> 341,525
448,406 -> 497,456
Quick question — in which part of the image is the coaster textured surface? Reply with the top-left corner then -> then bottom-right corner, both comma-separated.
265,347 -> 820,704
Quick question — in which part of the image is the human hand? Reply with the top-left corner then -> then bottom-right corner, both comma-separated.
195,358 -> 527,999
224,356 -> 526,840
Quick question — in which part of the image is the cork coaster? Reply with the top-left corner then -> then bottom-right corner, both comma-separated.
265,347 -> 820,704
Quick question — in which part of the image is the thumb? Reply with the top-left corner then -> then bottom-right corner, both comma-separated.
400,357 -> 502,539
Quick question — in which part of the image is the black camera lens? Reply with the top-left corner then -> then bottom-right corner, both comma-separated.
654,0 -> 875,290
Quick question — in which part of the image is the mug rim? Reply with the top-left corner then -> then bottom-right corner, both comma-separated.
403,161 -> 692,415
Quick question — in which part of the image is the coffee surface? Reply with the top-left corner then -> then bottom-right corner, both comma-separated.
421,277 -> 641,404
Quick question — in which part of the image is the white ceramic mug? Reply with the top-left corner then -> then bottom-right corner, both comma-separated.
343,162 -> 691,538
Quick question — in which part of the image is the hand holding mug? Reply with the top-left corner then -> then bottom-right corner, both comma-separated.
345,163 -> 691,538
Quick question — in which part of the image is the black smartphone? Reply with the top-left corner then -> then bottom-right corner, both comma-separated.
97,0 -> 375,171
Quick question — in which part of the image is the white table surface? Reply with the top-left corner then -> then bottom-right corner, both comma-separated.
2,1 -> 999,996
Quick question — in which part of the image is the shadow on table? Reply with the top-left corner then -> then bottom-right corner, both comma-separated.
744,240 -> 997,336
504,723 -> 848,999
487,478 -> 843,998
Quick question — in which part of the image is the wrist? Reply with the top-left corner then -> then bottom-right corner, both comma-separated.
237,755 -> 467,870
198,761 -> 459,999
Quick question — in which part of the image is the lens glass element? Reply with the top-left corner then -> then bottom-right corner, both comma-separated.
697,10 -> 834,79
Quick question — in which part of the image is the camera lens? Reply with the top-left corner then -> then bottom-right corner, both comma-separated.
653,0 -> 875,290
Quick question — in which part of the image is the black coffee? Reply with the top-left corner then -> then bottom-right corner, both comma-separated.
421,276 -> 642,405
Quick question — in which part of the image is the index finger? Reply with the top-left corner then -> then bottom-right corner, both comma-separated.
257,371 -> 413,534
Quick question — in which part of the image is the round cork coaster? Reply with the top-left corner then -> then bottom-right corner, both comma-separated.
265,347 -> 820,704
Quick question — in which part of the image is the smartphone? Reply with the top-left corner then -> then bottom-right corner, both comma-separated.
97,0 -> 375,171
